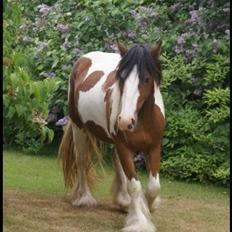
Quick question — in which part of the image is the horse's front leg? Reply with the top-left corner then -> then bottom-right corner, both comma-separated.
145,145 -> 161,213
111,148 -> 131,212
116,143 -> 155,232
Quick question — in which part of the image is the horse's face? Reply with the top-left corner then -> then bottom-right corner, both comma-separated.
116,42 -> 161,132
118,67 -> 154,131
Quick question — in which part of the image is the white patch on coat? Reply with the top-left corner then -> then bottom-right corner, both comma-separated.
154,84 -> 165,117
146,172 -> 161,211
119,66 -> 140,122
77,52 -> 121,137
122,178 -> 156,232
109,81 -> 121,135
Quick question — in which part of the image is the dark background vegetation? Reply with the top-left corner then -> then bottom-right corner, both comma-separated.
3,0 -> 230,186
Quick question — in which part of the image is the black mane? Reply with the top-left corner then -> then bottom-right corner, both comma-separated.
116,44 -> 161,85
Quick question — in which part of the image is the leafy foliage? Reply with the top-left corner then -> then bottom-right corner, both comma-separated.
3,0 -> 230,186
3,3 -> 57,153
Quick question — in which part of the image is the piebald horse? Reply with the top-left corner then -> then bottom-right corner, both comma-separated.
59,42 -> 165,232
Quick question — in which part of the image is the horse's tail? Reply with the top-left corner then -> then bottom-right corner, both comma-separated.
58,119 -> 105,190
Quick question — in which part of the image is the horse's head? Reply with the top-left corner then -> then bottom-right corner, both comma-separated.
116,42 -> 161,132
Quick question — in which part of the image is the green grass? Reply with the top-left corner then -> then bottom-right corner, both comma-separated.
3,147 -> 229,200
3,146 -> 229,232
3,148 -> 65,196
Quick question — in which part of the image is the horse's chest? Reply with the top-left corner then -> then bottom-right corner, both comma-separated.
117,129 -> 153,152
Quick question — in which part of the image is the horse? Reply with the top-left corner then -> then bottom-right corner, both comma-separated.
59,41 -> 165,232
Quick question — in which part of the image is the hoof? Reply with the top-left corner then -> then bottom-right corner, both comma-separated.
114,191 -> 131,212
121,213 -> 156,232
72,192 -> 97,207
149,196 -> 161,213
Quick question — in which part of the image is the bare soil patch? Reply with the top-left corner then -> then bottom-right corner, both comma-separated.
3,189 -> 229,232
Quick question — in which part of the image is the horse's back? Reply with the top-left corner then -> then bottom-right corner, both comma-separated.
84,51 -> 121,72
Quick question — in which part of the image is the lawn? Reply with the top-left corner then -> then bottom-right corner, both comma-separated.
3,146 -> 229,232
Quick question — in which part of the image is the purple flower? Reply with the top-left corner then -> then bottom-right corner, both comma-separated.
112,44 -> 119,52
193,89 -> 202,97
37,41 -> 48,52
170,3 -> 181,12
225,29 -> 230,36
223,8 -> 230,13
188,10 -> 200,24
192,43 -> 198,48
19,23 -> 29,31
39,71 -> 55,78
140,6 -> 159,17
174,45 -> 182,54
212,39 -> 219,53
56,24 -> 69,33
72,48 -> 82,54
62,65 -> 69,71
126,31 -> 137,39
131,10 -> 138,18
185,49 -> 193,56
177,35 -> 185,45
184,49 -> 196,61
62,40 -> 70,49
37,4 -> 51,16
56,116 -> 68,126
22,36 -> 33,43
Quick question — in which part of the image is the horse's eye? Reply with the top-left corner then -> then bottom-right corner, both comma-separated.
144,78 -> 150,83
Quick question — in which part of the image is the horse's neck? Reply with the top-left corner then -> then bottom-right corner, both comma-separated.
138,94 -> 155,124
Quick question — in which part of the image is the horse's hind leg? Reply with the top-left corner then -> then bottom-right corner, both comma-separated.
111,149 -> 131,212
71,123 -> 97,207
145,145 -> 161,212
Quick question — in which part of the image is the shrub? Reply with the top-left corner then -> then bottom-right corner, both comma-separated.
3,2 -> 57,153
3,0 -> 230,186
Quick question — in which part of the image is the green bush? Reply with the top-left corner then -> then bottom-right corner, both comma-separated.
3,0 -> 230,186
161,54 -> 229,186
3,3 -> 57,153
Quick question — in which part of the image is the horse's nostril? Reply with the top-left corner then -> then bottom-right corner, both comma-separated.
118,116 -> 121,120
131,118 -> 135,125
128,124 -> 133,130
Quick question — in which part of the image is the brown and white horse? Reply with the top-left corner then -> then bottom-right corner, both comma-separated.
59,42 -> 165,232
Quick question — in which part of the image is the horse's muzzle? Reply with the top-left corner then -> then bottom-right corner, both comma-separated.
118,115 -> 136,132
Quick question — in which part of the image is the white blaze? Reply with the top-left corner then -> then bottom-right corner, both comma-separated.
120,66 -> 140,121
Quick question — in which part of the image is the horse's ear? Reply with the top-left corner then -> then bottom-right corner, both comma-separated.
117,41 -> 128,57
150,41 -> 162,59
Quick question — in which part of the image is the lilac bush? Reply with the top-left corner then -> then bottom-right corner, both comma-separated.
55,116 -> 68,126
4,0 -> 229,185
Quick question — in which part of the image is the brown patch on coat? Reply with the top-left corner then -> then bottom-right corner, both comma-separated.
102,71 -> 116,92
136,77 -> 155,112
79,71 -> 104,92
69,57 -> 92,128
85,121 -> 113,143
104,89 -> 113,134
115,142 -> 137,180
